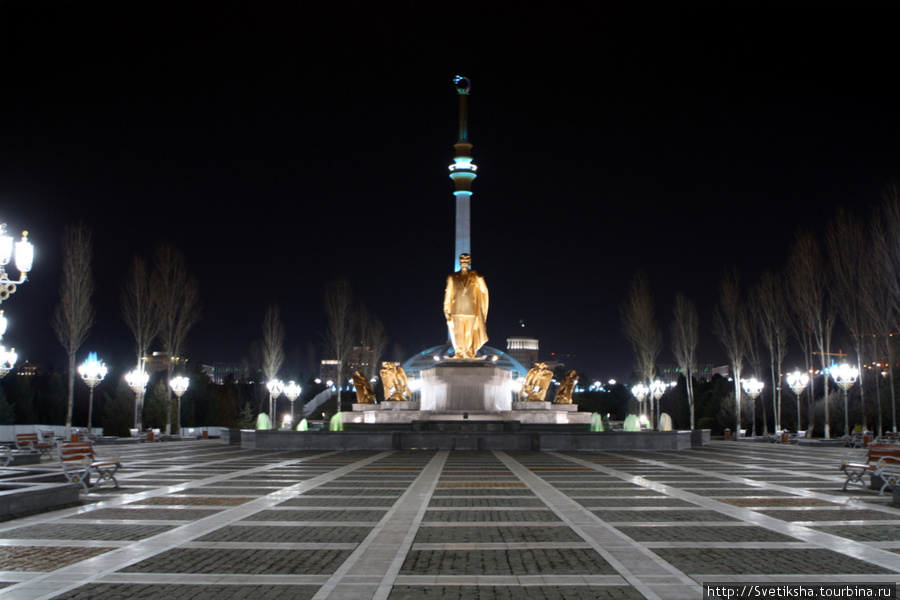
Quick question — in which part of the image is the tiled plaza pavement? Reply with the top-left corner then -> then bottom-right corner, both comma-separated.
1,441 -> 899,599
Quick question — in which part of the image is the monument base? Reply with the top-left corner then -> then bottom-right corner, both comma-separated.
420,362 -> 513,412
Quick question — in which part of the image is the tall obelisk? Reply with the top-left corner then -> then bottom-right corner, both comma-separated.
449,76 -> 477,272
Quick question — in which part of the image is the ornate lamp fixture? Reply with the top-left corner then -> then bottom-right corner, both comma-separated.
283,380 -> 302,423
0,224 -> 33,304
79,352 -> 107,435
169,376 -> 190,435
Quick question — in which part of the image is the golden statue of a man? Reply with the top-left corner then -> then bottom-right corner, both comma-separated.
380,361 -> 410,401
351,370 -> 375,404
554,370 -> 579,404
520,362 -> 553,401
443,253 -> 489,359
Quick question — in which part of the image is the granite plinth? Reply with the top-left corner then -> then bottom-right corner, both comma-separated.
420,362 -> 513,412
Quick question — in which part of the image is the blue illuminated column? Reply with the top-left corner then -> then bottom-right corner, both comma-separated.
449,76 -> 477,272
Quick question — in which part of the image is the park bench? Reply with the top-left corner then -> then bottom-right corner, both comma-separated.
57,441 -> 121,493
840,443 -> 900,492
872,456 -> 900,496
15,432 -> 54,457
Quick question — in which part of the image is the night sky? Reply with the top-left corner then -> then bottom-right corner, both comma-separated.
1,2 -> 898,383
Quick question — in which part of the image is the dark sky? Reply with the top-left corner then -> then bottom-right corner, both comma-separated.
1,2 -> 898,383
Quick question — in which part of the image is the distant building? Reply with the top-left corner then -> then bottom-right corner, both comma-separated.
506,337 -> 539,368
656,363 -> 717,384
144,352 -> 187,374
202,362 -> 259,385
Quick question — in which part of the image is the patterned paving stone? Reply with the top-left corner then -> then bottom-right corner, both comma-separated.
431,488 -> 534,496
573,497 -> 698,508
810,524 -> 900,542
758,508 -> 898,522
278,496 -> 398,507
132,496 -> 254,506
173,487 -> 269,496
653,547 -> 898,574
388,586 -> 645,600
320,481 -> 411,488
0,545 -> 114,571
436,482 -> 527,489
616,525 -> 798,543
64,507 -> 222,521
400,548 -> 617,575
428,497 -> 547,508
683,488 -> 794,497
301,487 -> 403,496
565,489 -> 666,497
52,583 -> 321,599
717,497 -> 837,507
0,523 -> 175,541
593,509 -> 737,522
243,509 -> 388,522
424,509 -> 561,522
120,548 -> 353,574
414,525 -> 584,544
197,525 -> 372,543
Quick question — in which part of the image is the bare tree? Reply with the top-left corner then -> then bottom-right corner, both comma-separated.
786,231 -> 836,438
712,270 -> 748,436
874,183 -> 900,432
750,270 -> 789,433
620,272 -> 662,424
322,278 -> 355,413
670,292 -> 698,429
52,223 -> 95,437
152,244 -> 201,435
358,304 -> 388,380
261,303 -> 285,380
826,210 -> 870,434
121,256 -> 158,430
261,303 -> 285,421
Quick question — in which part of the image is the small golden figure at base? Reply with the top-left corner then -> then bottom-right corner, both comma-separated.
380,361 -> 410,401
351,371 -> 375,404
520,362 -> 553,402
554,370 -> 578,404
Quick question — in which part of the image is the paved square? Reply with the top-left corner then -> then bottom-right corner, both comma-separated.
0,440 -> 898,600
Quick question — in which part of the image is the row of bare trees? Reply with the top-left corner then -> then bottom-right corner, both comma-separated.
51,223 -> 201,437
120,245 -> 201,434
622,184 -> 900,438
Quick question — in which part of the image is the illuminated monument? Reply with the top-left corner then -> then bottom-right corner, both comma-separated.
241,77 -> 693,450
339,76 -> 588,426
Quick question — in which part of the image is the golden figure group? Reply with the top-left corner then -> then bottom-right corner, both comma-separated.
380,361 -> 410,401
520,362 -> 553,401
444,253 -> 489,359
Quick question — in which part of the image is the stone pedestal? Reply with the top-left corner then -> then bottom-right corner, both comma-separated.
420,362 -> 513,412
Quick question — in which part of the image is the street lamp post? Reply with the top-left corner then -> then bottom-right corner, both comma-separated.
169,376 -> 190,436
742,378 -> 764,437
650,379 -> 665,429
0,312 -> 16,378
78,353 -> 107,436
0,345 -> 17,378
831,363 -> 859,437
283,380 -> 302,425
125,369 -> 149,431
0,224 -> 34,306
631,383 -> 648,421
786,370 -> 809,434
267,379 -> 283,425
